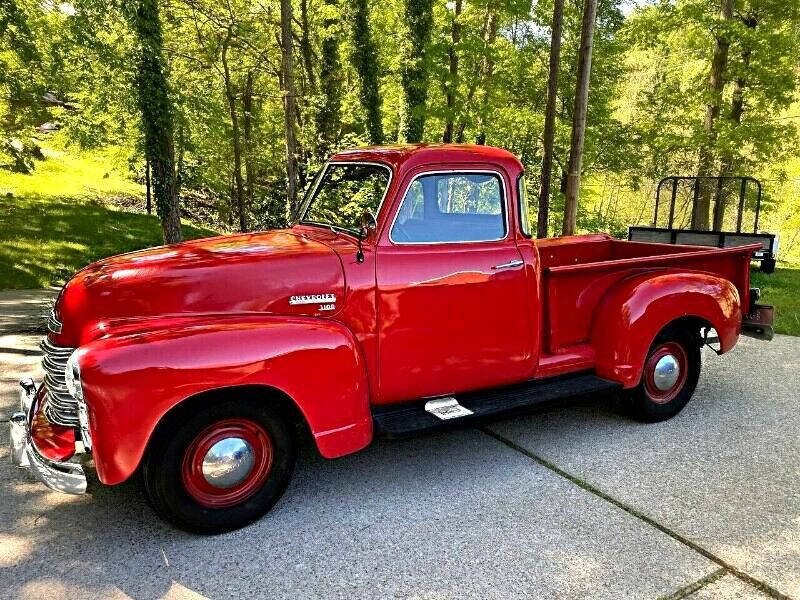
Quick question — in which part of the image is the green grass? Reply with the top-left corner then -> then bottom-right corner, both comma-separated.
0,144 -> 217,290
751,264 -> 800,336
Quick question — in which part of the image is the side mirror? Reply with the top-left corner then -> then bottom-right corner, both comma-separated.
358,210 -> 377,239
356,210 -> 377,263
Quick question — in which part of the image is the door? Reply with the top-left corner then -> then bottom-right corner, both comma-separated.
375,168 -> 533,404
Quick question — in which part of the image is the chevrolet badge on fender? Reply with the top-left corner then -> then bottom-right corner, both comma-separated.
289,293 -> 336,305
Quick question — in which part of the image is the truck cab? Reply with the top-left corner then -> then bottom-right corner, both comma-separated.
10,144 -> 774,533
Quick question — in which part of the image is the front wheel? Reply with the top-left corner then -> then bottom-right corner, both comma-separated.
142,399 -> 296,534
623,327 -> 701,423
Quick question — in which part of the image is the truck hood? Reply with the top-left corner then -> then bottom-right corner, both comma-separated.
53,229 -> 347,345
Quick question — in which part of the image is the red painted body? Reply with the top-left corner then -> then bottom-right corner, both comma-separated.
42,144 -> 758,485
30,387 -> 76,461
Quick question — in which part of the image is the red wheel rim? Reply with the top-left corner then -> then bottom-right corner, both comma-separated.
181,418 -> 273,509
643,341 -> 688,404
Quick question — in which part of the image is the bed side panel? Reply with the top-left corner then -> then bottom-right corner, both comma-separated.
544,245 -> 755,352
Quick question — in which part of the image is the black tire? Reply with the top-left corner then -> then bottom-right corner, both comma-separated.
623,326 -> 701,423
760,258 -> 776,274
141,398 -> 296,534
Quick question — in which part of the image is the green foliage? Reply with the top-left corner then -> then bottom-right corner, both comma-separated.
621,0 -> 800,179
1,0 -> 798,260
348,0 -> 384,144
0,140 -> 215,289
400,0 -> 433,142
316,0 -> 343,156
751,265 -> 800,335
128,0 -> 179,235
0,0 -> 46,170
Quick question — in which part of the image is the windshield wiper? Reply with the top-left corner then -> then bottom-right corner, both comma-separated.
299,221 -> 356,236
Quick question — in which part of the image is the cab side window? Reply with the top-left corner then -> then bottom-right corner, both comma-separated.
391,172 -> 506,243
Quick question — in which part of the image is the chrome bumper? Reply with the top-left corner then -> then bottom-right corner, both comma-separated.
8,380 -> 87,494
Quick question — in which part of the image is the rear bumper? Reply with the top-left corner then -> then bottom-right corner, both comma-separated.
9,380 -> 87,494
742,303 -> 775,341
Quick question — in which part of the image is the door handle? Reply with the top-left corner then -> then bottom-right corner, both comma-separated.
492,259 -> 524,270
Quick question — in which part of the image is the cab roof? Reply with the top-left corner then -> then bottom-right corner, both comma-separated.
329,144 -> 524,176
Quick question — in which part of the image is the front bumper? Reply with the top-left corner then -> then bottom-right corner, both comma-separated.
9,380 -> 87,494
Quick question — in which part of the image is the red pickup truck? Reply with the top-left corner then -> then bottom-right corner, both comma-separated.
10,144 -> 773,533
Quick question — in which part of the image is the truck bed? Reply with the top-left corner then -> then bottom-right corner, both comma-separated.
536,234 -> 756,354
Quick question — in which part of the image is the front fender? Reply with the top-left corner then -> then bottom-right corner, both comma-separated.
591,271 -> 741,388
78,315 -> 372,485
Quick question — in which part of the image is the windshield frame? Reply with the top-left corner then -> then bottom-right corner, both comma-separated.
296,160 -> 394,235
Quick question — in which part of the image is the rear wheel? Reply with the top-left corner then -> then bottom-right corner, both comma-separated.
624,326 -> 701,423
142,398 -> 296,534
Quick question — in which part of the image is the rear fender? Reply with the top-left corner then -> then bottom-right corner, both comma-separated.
591,271 -> 741,388
77,315 -> 371,485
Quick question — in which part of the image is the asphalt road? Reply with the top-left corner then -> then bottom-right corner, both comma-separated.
0,307 -> 798,599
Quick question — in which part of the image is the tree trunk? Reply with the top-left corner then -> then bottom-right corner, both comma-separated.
537,0 -> 565,238
221,30 -> 247,232
474,9 -> 497,146
713,16 -> 753,231
442,0 -> 462,143
693,0 -> 734,231
145,156 -> 152,215
176,123 -> 185,197
243,70 -> 255,206
280,0 -> 299,219
299,0 -> 317,94
316,0 -> 342,158
400,0 -> 433,143
562,0 -> 598,236
228,172 -> 235,227
350,0 -> 383,145
454,4 -> 494,143
129,0 -> 182,243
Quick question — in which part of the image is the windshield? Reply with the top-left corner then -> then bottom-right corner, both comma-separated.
300,163 -> 391,233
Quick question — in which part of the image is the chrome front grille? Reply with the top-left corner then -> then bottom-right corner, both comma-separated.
41,338 -> 79,427
47,309 -> 63,334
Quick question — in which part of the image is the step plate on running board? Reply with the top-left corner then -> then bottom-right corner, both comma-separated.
372,372 -> 622,438
424,397 -> 474,420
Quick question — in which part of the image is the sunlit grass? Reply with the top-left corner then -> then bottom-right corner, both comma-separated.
0,145 -> 142,200
751,264 -> 800,336
0,145 -> 217,290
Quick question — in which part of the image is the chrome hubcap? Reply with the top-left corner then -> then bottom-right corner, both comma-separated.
653,354 -> 680,391
201,437 -> 255,489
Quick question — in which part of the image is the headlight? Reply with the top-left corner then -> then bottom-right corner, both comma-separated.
65,350 -> 83,400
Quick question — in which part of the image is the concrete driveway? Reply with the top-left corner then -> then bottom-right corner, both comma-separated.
0,306 -> 797,599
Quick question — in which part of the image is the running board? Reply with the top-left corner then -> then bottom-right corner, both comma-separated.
372,372 -> 622,439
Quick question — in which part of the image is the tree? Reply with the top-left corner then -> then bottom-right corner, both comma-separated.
299,0 -> 318,95
442,0 -> 462,143
129,0 -> 183,243
693,0 -> 734,230
0,0 -> 47,173
280,0 -> 299,219
453,0 -> 500,144
242,70 -> 255,207
537,0 -> 565,238
316,0 -> 343,157
7,0 -> 800,262
623,0 -> 800,234
221,25 -> 247,232
349,0 -> 383,144
145,156 -> 152,214
562,0 -> 598,236
473,1 -> 498,146
400,0 -> 433,142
